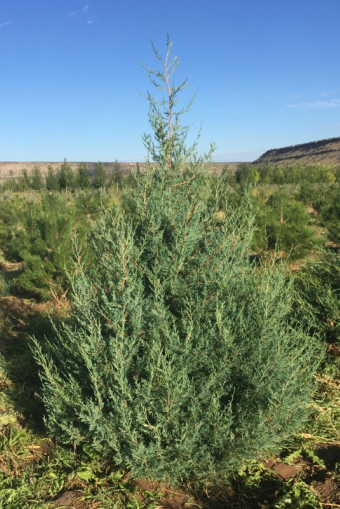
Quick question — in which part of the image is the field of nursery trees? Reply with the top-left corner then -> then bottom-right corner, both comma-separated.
1,40 -> 340,509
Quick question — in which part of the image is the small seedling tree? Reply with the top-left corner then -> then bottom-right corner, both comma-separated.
32,38 -> 321,484
58,159 -> 75,191
11,195 -> 87,300
252,189 -> 320,259
93,162 -> 107,189
293,251 -> 340,346
76,162 -> 91,189
46,165 -> 59,191
108,160 -> 124,188
31,166 -> 44,191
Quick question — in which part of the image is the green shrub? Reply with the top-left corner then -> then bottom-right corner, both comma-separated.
76,163 -> 91,189
93,162 -> 107,189
0,273 -> 9,297
32,38 -> 321,484
293,251 -> 340,345
253,191 -> 320,258
30,166 -> 44,191
321,186 -> 340,242
0,191 -> 115,300
0,196 -> 29,261
11,194 -> 84,300
58,159 -> 75,191
45,165 -> 59,191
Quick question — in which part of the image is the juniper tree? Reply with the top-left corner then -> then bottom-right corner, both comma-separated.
141,35 -> 207,171
32,38 -> 321,484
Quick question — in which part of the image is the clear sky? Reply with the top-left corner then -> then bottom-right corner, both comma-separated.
0,0 -> 339,162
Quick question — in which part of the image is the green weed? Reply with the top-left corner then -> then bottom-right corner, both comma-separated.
273,480 -> 322,508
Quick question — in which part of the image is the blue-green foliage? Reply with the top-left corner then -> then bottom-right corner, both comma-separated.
32,38 -> 321,484
32,165 -> 320,483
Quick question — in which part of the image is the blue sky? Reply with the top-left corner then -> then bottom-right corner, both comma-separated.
0,0 -> 339,162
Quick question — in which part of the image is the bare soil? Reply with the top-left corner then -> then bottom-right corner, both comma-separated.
54,491 -> 89,509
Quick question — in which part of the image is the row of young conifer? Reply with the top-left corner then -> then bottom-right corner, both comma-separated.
2,159 -> 340,190
0,159 -> 125,192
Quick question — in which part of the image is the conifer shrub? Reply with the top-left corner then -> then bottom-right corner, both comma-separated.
58,159 -> 75,191
19,169 -> 31,191
0,273 -> 10,297
31,166 -> 44,191
11,194 -> 86,300
108,160 -> 124,188
321,187 -> 340,243
76,163 -> 91,189
253,191 -> 320,259
93,162 -> 107,189
293,251 -> 340,346
74,189 -> 116,220
0,195 -> 33,261
32,38 -> 321,484
46,165 -> 59,191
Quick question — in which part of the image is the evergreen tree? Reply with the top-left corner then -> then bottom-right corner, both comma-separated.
58,159 -> 75,191
76,163 -> 91,189
32,38 -> 321,484
93,162 -> 107,188
2,171 -> 18,192
74,189 -> 114,220
11,195 -> 86,300
235,164 -> 260,186
293,251 -> 340,347
46,165 -> 59,191
108,160 -> 124,188
0,196 -> 28,260
253,190 -> 320,258
18,169 -> 31,191
31,166 -> 44,191
221,165 -> 237,186
321,187 -> 340,243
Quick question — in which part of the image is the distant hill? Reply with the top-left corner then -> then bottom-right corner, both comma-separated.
255,137 -> 340,166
